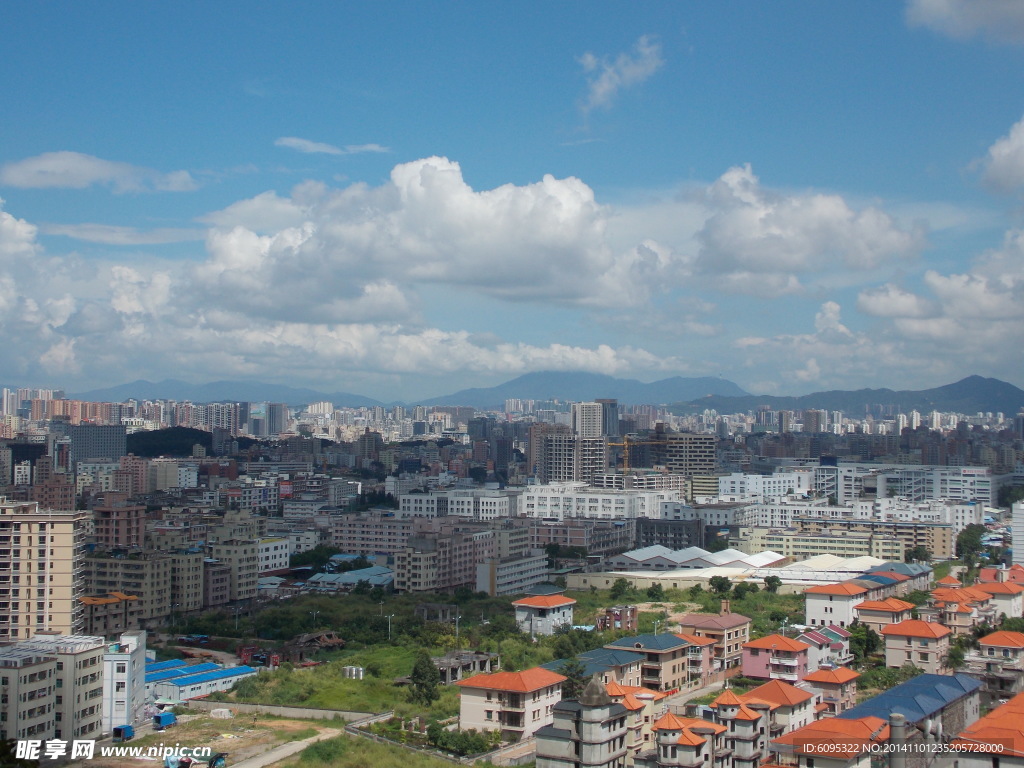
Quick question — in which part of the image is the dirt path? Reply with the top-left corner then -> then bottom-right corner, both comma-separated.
631,601 -> 705,626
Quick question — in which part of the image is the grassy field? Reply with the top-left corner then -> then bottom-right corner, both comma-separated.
271,733 -> 518,768
221,647 -> 460,720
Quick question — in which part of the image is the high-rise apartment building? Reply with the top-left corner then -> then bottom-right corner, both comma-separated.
657,433 -> 716,477
572,402 -> 604,438
0,499 -> 87,640
18,633 -> 106,741
68,425 -> 126,469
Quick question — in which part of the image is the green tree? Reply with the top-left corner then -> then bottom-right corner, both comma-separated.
0,740 -> 40,768
763,576 -> 783,593
688,584 -> 704,599
733,582 -> 759,600
998,485 -> 1024,507
409,650 -> 441,706
646,582 -> 665,600
849,622 -> 881,663
957,524 -> 987,559
945,646 -> 966,670
904,545 -> 931,563
558,659 -> 589,700
709,576 -> 732,595
610,578 -> 632,600
707,537 -> 729,553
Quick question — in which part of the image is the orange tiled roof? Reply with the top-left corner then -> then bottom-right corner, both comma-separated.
804,583 -> 868,596
676,729 -> 706,746
854,598 -> 915,612
711,689 -> 744,707
880,619 -> 951,639
744,633 -> 810,652
802,666 -> 860,684
979,631 -> 1024,649
619,693 -> 645,711
652,712 -> 726,736
974,582 -> 1024,595
675,632 -> 716,646
951,690 -> 1024,756
454,667 -> 566,692
936,574 -> 962,585
511,595 -> 576,608
773,716 -> 889,758
932,586 -> 991,603
747,679 -> 814,707
733,704 -> 763,721
605,682 -> 667,701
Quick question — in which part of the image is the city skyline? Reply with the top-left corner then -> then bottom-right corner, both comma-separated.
2,3 -> 1024,401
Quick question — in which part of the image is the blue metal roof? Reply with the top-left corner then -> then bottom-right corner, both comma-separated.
606,633 -> 688,652
857,574 -> 898,586
145,659 -> 187,673
146,663 -> 220,684
837,673 -> 981,724
161,666 -> 258,688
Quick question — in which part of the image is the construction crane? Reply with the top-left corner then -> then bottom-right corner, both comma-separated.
605,436 -> 669,473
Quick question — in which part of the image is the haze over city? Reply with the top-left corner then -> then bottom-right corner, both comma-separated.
2,2 -> 1024,402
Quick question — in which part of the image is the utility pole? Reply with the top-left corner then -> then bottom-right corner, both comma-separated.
455,614 -> 461,647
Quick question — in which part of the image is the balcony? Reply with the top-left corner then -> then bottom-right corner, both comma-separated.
770,657 -> 799,667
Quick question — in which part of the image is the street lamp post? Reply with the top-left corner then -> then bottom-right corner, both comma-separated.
310,610 -> 320,628
455,614 -> 461,647
386,614 -> 395,641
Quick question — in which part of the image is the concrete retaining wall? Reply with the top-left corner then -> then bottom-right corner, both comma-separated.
184,699 -> 377,722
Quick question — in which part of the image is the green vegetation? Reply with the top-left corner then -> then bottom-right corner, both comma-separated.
858,663 -> 923,695
998,485 -> 1024,507
277,733 -> 494,768
904,545 -> 931,563
558,658 -> 588,699
410,650 -> 441,706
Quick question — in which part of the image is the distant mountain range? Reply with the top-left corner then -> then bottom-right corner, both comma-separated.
421,371 -> 749,408
70,379 -> 387,408
64,373 -> 1024,415
671,375 -> 1024,417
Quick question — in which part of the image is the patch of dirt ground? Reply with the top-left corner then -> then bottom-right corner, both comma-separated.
77,716 -> 332,768
632,601 -> 705,625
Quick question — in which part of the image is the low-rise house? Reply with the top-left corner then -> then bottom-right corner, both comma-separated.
881,619 -> 951,674
972,581 -> 1024,622
709,679 -> 815,738
151,665 -> 258,701
801,665 -> 859,715
675,632 -> 717,689
796,625 -> 853,669
804,583 -> 869,629
454,667 -> 566,741
535,676 -> 628,768
742,634 -> 811,682
950,689 -> 1024,765
964,630 -> 1024,706
919,586 -> 996,635
770,715 -> 890,768
851,597 -> 915,634
512,594 -> 576,636
605,681 -> 668,761
542,647 -> 644,688
596,605 -> 639,633
604,634 -> 692,692
676,603 -> 751,670
633,711 -> 728,768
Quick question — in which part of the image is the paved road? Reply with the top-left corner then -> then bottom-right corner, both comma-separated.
228,728 -> 342,768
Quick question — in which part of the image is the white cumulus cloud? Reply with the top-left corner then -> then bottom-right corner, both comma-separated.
977,114 -> 1024,192
696,164 -> 925,294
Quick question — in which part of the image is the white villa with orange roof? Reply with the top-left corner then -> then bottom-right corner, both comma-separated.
605,681 -> 669,760
455,667 -> 566,740
965,629 -> 1024,704
972,580 -> 1024,620
513,594 -> 576,636
851,597 -> 915,634
804,583 -> 869,628
880,619 -> 951,674
802,665 -> 859,715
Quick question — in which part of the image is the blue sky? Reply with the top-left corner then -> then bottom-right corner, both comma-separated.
2,1 -> 1024,401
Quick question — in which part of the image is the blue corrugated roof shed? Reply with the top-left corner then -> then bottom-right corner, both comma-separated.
164,666 -> 258,688
146,662 -> 220,684
837,673 -> 980,724
145,659 -> 187,673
